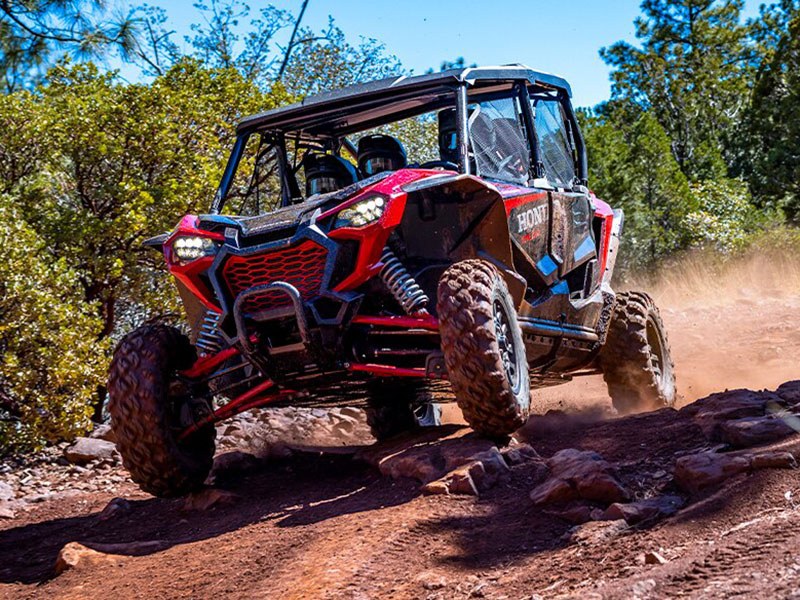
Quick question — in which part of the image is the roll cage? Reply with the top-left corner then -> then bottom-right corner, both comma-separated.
211,65 -> 588,214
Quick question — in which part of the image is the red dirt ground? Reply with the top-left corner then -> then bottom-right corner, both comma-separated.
2,255 -> 800,599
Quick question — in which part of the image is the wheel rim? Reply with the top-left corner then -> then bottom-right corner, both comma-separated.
493,299 -> 522,394
645,316 -> 668,385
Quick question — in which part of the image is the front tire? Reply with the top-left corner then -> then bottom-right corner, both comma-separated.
437,260 -> 530,437
598,291 -> 677,414
108,325 -> 216,497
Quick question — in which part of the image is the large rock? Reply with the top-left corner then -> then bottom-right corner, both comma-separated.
674,449 -> 798,493
358,426 -> 511,494
681,389 -> 777,439
603,495 -> 684,525
776,381 -> 800,406
217,406 -> 371,456
530,449 -> 629,505
423,449 -> 511,496
64,437 -> 118,465
719,415 -> 795,448
673,451 -> 751,493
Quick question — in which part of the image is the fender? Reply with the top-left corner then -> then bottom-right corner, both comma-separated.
398,174 -> 526,306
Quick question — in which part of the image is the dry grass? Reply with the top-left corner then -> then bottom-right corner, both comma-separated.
623,237 -> 800,310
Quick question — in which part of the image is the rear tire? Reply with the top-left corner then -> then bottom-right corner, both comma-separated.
108,325 -> 216,497
437,260 -> 530,437
364,379 -> 441,441
598,291 -> 676,414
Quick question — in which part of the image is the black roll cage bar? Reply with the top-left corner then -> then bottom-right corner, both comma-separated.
211,79 -> 588,214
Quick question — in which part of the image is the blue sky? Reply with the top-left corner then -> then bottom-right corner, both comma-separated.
132,0 -> 764,108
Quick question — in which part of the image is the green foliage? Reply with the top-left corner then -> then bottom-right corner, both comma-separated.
5,59 -> 278,337
600,0 -> 751,180
737,7 -> 800,220
583,109 -> 697,267
684,178 -> 771,252
0,194 -> 107,452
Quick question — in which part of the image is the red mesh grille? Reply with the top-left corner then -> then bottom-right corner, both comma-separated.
223,241 -> 328,314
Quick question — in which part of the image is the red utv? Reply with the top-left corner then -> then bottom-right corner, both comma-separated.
108,65 -> 676,497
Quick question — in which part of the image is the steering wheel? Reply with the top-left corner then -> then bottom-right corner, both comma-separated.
420,160 -> 459,171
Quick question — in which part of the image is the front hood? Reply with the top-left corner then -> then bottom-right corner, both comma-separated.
197,172 -> 393,240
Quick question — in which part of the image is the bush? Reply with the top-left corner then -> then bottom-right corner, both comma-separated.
0,196 -> 108,452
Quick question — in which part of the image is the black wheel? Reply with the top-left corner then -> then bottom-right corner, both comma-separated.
437,259 -> 530,437
598,291 -> 677,414
364,379 -> 441,441
108,325 -> 216,497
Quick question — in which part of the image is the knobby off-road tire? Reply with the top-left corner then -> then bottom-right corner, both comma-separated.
108,325 -> 216,497
437,260 -> 530,438
364,379 -> 441,441
598,291 -> 677,414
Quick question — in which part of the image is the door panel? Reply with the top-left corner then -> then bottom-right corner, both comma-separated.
502,190 -> 559,287
549,191 -> 596,277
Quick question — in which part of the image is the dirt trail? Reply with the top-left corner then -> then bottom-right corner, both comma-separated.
2,253 -> 800,599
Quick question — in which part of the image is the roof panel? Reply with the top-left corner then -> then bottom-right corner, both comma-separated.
237,64 -> 571,134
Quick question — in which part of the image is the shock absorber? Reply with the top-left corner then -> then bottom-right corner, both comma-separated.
379,246 -> 429,315
195,309 -> 224,356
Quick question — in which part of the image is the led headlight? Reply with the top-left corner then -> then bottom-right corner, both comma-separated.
172,236 -> 219,263
334,196 -> 386,228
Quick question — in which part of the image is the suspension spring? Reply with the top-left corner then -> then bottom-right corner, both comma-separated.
379,247 -> 429,315
196,310 -> 225,356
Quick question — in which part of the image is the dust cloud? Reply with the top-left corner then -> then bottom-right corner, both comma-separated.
537,248 -> 800,413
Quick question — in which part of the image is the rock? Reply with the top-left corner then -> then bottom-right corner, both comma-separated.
418,448 -> 510,496
566,519 -> 627,545
90,423 -> 116,443
0,481 -> 14,502
416,570 -> 448,590
357,427 -> 501,484
673,451 -> 750,493
98,497 -> 131,522
720,415 -> 795,448
603,495 -> 684,525
545,502 -> 593,525
776,381 -> 800,406
530,449 -> 629,506
530,476 -> 575,505
220,406 -> 372,456
0,503 -> 16,519
181,487 -> 239,511
64,438 -> 118,466
421,480 -> 450,495
750,451 -> 797,469
54,542 -> 123,575
644,551 -> 668,565
681,389 -> 778,440
501,443 -> 540,466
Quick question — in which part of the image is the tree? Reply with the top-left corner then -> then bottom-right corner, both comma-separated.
582,108 -> 697,267
737,6 -> 800,220
6,60 -> 283,338
600,0 -> 751,180
0,194 -> 107,451
277,18 -> 402,96
0,0 -> 138,92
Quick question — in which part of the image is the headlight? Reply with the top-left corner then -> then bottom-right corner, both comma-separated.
334,196 -> 386,228
172,236 -> 219,263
